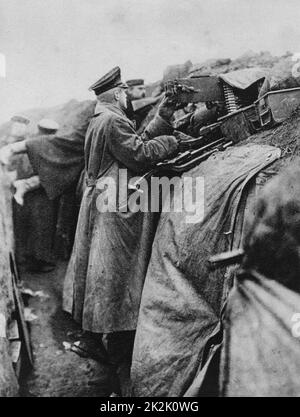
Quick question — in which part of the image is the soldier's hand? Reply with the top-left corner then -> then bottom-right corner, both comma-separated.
158,95 -> 180,121
0,144 -> 13,165
173,130 -> 194,152
13,179 -> 26,206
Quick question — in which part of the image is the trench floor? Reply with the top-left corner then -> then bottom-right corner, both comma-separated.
19,261 -> 111,397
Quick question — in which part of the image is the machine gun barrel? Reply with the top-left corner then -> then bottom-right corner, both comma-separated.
129,138 -> 233,192
164,77 -> 224,104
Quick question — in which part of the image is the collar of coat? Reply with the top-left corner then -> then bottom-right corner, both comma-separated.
93,102 -> 126,119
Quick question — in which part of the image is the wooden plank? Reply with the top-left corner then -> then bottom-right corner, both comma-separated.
10,253 -> 33,365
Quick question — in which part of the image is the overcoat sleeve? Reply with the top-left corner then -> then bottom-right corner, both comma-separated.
143,114 -> 174,140
107,116 -> 178,173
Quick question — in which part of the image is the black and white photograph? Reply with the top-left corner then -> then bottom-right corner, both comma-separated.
0,0 -> 300,401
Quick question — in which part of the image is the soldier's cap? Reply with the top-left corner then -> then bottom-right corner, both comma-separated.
126,79 -> 144,87
38,118 -> 59,133
11,114 -> 30,125
89,66 -> 128,96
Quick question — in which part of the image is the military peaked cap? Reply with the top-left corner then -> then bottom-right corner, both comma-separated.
126,79 -> 144,87
38,118 -> 59,133
89,66 -> 128,95
11,114 -> 30,124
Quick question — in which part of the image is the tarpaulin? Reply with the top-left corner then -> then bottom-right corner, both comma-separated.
220,270 -> 300,397
219,67 -> 267,90
131,143 -> 281,397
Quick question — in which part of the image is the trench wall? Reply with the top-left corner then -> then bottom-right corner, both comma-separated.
0,166 -> 19,396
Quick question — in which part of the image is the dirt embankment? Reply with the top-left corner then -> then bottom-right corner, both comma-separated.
0,99 -> 96,148
240,106 -> 300,172
0,167 -> 19,397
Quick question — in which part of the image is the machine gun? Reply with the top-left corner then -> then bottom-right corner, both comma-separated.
164,76 -> 224,104
127,77 -> 233,192
131,95 -> 162,112
130,126 -> 233,192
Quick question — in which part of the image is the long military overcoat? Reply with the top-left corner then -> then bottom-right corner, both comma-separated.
63,102 -> 178,333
